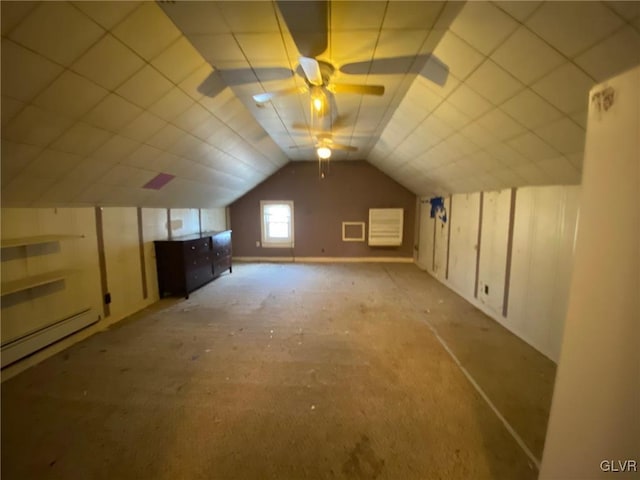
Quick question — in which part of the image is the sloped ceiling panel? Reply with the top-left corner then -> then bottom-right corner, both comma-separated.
1,0 -> 288,208
1,1 -> 639,207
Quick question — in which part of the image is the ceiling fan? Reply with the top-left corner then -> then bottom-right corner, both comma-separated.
253,1 -> 384,117
290,132 -> 358,158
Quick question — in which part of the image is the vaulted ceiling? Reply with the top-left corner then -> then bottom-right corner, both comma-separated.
1,1 -> 639,207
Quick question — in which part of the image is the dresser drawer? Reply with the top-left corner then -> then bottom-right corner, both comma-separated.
214,257 -> 231,276
185,265 -> 214,292
183,237 -> 211,256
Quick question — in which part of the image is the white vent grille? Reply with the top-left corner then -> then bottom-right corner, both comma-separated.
368,208 -> 404,246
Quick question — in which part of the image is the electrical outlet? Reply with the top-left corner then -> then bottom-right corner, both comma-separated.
484,285 -> 489,295
256,240 -> 260,247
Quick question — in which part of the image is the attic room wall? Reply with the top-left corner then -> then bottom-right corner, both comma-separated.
229,161 -> 416,259
417,185 -> 580,362
1,205 -> 226,377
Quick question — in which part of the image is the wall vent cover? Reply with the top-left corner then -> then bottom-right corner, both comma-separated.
368,208 -> 403,246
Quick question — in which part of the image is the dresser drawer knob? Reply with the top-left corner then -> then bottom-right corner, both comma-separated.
191,246 -> 195,250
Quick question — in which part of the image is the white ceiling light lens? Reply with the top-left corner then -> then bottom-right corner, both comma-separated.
317,146 -> 331,159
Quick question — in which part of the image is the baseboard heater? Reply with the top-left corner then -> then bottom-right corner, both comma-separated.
1,308 -> 97,368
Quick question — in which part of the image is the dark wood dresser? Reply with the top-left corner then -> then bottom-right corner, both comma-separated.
154,230 -> 232,298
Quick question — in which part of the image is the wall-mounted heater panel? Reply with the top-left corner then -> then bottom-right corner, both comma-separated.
368,208 -> 404,246
1,308 -> 97,368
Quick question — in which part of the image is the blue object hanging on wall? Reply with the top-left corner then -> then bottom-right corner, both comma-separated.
429,196 -> 447,223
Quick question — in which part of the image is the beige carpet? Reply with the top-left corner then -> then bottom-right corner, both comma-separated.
1,263 -> 555,479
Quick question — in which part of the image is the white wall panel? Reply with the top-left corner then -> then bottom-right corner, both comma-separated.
477,190 -> 510,317
507,186 -> 579,361
141,208 -> 168,303
0,207 -> 102,360
417,200 -> 435,272
102,207 -> 145,324
433,196 -> 451,282
541,65 -> 639,480
201,207 -> 227,231
447,193 -> 480,298
169,207 -> 200,236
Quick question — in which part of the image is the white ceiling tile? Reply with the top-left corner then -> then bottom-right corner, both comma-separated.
512,162 -> 549,185
172,103 -> 212,132
484,142 -> 531,167
125,144 -> 165,171
50,122 -> 111,156
432,31 -> 485,80
574,26 -> 640,82
147,123 -> 186,150
331,30 -> 379,66
1,175 -> 57,205
3,106 -> 73,147
235,33 -> 288,62
218,2 -> 279,33
432,102 -> 472,131
331,1 -> 387,31
83,94 -> 143,132
466,59 -> 525,105
420,113 -> 455,140
179,64 -> 215,101
500,89 -> 563,129
188,34 -> 246,65
493,1 -> 541,22
489,167 -> 525,187
9,2 -> 104,66
111,2 -> 181,60
491,26 -> 566,85
606,1 -> 640,21
20,149 -> 84,179
115,65 -> 174,109
459,123 -> 499,149
1,1 -> 38,36
73,182 -> 115,204
534,117 -> 586,155
148,87 -> 195,122
375,29 -> 428,60
0,141 -> 43,183
536,156 -> 582,184
1,39 -> 64,102
570,109 -> 588,129
71,34 -> 145,90
151,37 -> 206,84
99,164 -> 156,188
191,115 -> 226,141
36,177 -> 93,205
526,2 -> 624,57
1,95 -> 25,127
447,133 -> 481,156
508,132 -> 559,161
566,152 -> 584,171
382,2 -> 443,29
476,108 -> 526,141
449,2 -> 518,55
531,62 -> 595,114
72,1 -> 141,30
90,135 -> 139,164
157,1 -> 229,35
33,70 -> 108,119
446,84 -> 493,119
119,111 -> 167,143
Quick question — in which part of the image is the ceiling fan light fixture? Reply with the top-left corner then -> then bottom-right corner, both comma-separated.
312,97 -> 323,112
317,146 -> 331,159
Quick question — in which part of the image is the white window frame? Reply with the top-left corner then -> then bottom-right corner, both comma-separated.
260,200 -> 294,248
342,221 -> 366,242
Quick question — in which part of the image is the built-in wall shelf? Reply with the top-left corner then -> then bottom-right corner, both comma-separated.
0,270 -> 77,297
1,234 -> 84,249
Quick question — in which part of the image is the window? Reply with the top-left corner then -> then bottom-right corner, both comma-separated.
261,201 -> 294,248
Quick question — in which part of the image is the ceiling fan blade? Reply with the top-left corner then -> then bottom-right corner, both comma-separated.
329,84 -> 385,96
340,54 -> 449,86
299,57 -> 323,86
276,1 -> 328,58
328,142 -> 358,152
253,86 -> 304,104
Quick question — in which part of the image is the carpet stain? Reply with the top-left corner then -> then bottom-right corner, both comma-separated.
342,435 -> 385,479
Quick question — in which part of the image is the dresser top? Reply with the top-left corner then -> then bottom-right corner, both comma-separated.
159,230 -> 231,242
